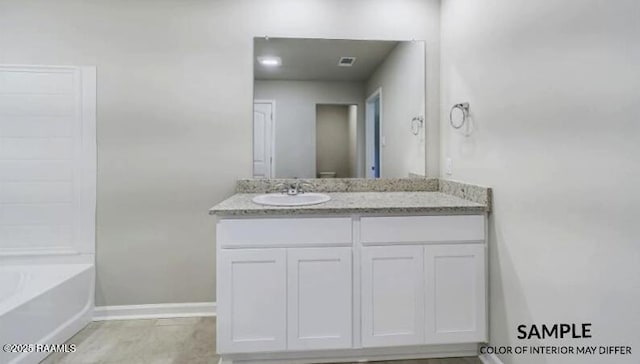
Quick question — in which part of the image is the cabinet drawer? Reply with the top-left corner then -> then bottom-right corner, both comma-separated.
218,217 -> 352,248
360,215 -> 484,245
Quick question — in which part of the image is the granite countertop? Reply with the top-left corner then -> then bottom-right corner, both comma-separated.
209,191 -> 487,216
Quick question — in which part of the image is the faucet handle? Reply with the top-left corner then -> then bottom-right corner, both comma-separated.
273,182 -> 289,194
296,180 -> 315,193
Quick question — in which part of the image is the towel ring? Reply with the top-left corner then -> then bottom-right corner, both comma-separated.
449,103 -> 469,129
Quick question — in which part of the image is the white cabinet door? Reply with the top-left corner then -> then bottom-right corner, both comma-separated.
287,248 -> 352,350
361,246 -> 425,347
218,249 -> 286,353
424,244 -> 486,344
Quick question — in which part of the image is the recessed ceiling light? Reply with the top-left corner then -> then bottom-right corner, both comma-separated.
258,56 -> 282,67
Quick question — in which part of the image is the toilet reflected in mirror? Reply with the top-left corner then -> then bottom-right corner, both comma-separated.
253,37 -> 426,179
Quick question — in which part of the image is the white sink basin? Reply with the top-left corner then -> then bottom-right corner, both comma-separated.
252,193 -> 331,207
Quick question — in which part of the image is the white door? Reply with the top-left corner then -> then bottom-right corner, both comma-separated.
424,244 -> 487,344
287,248 -> 352,350
253,101 -> 274,178
361,246 -> 425,347
218,249 -> 286,353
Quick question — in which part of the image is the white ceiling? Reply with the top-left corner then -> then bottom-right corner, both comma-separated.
254,38 -> 400,82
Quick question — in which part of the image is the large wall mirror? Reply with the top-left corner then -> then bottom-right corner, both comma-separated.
253,37 -> 426,179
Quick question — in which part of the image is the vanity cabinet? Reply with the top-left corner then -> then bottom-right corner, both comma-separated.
216,214 -> 487,359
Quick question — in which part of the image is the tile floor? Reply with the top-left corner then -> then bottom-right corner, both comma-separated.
41,317 -> 482,364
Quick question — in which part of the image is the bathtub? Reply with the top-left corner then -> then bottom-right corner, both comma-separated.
0,264 -> 94,364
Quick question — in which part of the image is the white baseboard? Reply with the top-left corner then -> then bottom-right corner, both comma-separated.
479,353 -> 504,364
93,302 -> 216,321
223,343 -> 479,364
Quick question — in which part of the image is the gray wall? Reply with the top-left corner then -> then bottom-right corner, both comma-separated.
254,80 -> 365,178
316,105 -> 352,178
441,0 -> 640,363
0,0 -> 441,306
367,41 -> 426,177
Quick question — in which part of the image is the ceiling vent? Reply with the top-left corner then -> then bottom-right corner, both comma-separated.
338,57 -> 357,67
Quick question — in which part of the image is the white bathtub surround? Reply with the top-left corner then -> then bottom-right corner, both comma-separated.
0,65 -> 96,258
0,65 -> 96,364
93,302 -> 216,321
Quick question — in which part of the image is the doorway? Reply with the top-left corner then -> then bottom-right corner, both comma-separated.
253,100 -> 275,178
315,104 -> 358,178
365,88 -> 382,178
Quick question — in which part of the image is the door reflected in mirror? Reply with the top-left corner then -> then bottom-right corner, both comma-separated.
253,37 -> 425,179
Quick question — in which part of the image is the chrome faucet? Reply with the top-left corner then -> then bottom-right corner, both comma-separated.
274,180 -> 313,195
292,180 -> 313,195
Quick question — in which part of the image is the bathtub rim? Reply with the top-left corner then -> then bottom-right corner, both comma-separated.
0,263 -> 94,316
2,263 -> 94,364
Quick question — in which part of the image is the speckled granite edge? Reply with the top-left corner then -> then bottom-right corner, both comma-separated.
210,191 -> 487,216
438,179 -> 492,211
212,206 -> 486,216
236,178 -> 439,193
